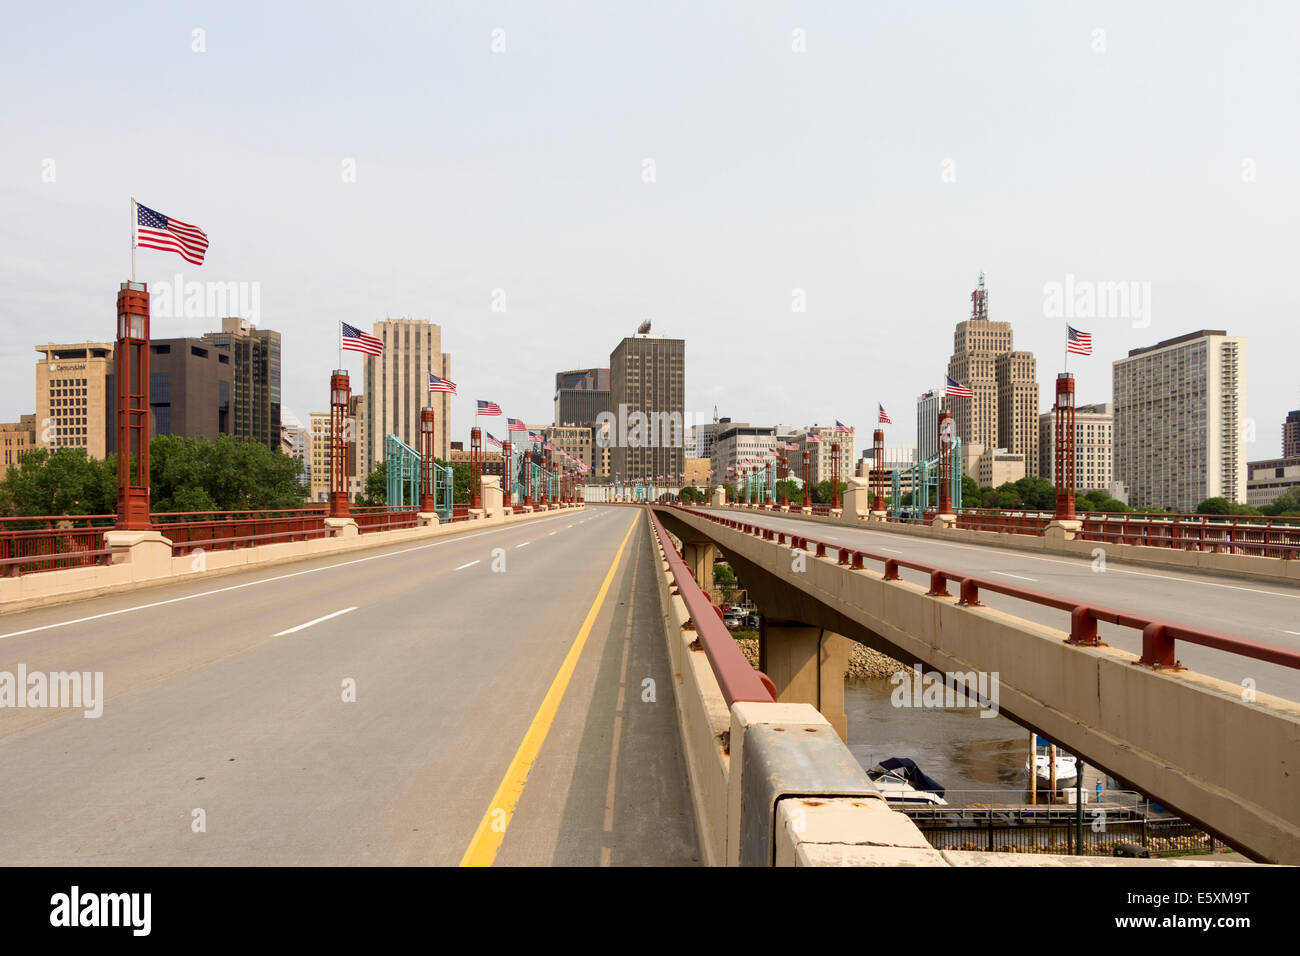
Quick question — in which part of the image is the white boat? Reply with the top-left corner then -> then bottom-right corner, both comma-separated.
867,758 -> 948,806
1026,736 -> 1077,790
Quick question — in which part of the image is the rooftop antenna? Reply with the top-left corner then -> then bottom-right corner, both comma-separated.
971,273 -> 988,320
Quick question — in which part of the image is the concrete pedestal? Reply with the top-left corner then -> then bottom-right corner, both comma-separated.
324,517 -> 359,538
104,530 -> 174,579
480,476 -> 503,518
868,510 -> 889,523
758,621 -> 851,741
931,513 -> 956,530
417,512 -> 441,527
1045,519 -> 1083,542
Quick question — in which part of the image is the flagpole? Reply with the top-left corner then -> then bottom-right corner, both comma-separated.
129,196 -> 136,281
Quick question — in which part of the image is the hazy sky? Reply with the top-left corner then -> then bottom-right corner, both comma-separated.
3,1 -> 1297,458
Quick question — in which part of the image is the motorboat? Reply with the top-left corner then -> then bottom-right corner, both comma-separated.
866,757 -> 948,806
1026,736 -> 1077,790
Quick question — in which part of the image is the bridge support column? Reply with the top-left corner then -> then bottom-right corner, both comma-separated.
758,620 -> 850,741
680,541 -> 716,594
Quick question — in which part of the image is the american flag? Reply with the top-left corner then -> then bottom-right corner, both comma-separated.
785,442 -> 799,450
507,418 -> 527,431
835,420 -> 854,434
341,322 -> 384,356
806,433 -> 822,444
1067,325 -> 1093,356
528,431 -> 545,443
477,400 -> 502,416
878,404 -> 892,424
135,201 -> 208,265
484,431 -> 503,449
428,373 -> 457,394
945,375 -> 973,398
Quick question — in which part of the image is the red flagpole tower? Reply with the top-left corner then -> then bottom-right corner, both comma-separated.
1054,373 -> 1077,520
937,410 -> 954,515
830,442 -> 842,510
420,408 -> 436,513
802,450 -> 812,510
329,370 -> 351,518
115,281 -> 152,530
872,428 -> 885,512
470,426 -> 483,510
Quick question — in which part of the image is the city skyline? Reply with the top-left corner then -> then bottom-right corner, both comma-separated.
3,4 -> 1298,459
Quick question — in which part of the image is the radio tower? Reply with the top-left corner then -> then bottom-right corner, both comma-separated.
971,272 -> 988,320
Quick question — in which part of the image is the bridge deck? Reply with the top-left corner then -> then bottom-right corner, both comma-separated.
0,507 -> 697,866
697,507 -> 1300,702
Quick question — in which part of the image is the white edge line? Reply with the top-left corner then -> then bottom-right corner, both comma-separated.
991,571 -> 1038,582
273,606 -> 358,637
454,560 -> 480,570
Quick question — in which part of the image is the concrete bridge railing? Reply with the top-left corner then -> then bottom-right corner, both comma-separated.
651,504 -> 1300,864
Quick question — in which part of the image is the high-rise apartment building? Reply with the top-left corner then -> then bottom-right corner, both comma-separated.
363,319 -> 452,476
1285,410 -> 1300,459
608,332 -> 685,482
1038,402 -> 1114,493
201,318 -> 281,451
945,276 -> 1039,475
1113,330 -> 1247,512
35,342 -> 114,459
554,368 -> 610,427
106,338 -> 234,452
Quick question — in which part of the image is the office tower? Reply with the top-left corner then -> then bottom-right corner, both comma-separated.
106,338 -> 234,451
1113,330 -> 1247,511
945,275 -> 1039,475
363,318 -> 452,472
1285,410 -> 1300,459
915,389 -> 946,463
1,415 -> 37,467
609,331 -> 685,481
349,394 -> 367,482
544,425 -> 594,473
35,342 -> 114,458
996,350 -> 1040,477
554,368 -> 610,426
1039,402 -> 1114,493
712,425 -> 777,480
201,317 -> 281,451
788,425 -> 856,485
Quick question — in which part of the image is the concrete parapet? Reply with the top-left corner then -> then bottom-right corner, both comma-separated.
103,530 -> 173,580
324,517 -> 359,538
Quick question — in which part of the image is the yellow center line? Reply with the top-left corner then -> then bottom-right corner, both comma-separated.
459,511 -> 640,867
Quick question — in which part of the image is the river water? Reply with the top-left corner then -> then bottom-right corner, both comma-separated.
845,676 -> 1107,803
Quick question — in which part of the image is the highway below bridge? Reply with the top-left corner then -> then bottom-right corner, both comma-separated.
689,506 -> 1300,703
0,507 -> 698,866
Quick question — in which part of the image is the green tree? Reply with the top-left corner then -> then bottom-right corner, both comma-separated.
360,461 -> 387,506
0,447 -> 116,516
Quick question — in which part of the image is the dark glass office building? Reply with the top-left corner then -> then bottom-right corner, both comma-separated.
106,338 -> 233,451
201,317 -> 282,451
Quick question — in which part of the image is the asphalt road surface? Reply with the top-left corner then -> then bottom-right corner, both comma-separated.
0,507 -> 698,866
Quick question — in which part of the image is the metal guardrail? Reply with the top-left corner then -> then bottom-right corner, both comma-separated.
645,506 -> 777,706
665,504 -> 1300,674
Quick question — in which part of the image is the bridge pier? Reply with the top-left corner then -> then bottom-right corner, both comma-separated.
680,540 -> 717,594
758,619 -> 851,742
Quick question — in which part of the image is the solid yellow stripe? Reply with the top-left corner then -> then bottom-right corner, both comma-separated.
459,511 -> 640,867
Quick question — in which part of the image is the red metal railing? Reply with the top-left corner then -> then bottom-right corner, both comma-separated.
666,504 -> 1300,674
0,514 -> 117,575
645,507 -> 777,706
955,509 -> 1054,535
153,508 -> 330,556
351,506 -> 419,533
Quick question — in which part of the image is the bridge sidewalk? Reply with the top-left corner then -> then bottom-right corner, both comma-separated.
494,514 -> 699,866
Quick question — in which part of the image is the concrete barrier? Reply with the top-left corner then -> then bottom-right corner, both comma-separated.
0,505 -> 583,613
703,503 -> 1300,587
